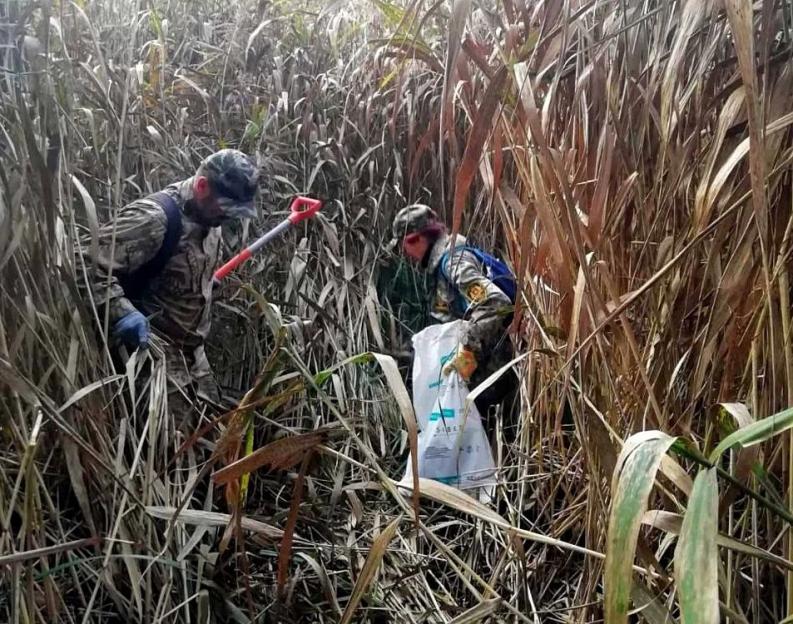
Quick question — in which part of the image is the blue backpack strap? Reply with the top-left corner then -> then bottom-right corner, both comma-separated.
436,250 -> 450,280
436,245 -> 468,281
119,192 -> 183,300
436,246 -> 477,316
437,245 -> 516,305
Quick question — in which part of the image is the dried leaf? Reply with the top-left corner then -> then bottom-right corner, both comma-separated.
277,451 -> 314,595
145,507 -> 284,540
339,515 -> 402,624
660,0 -> 710,139
212,430 -> 326,485
372,353 -> 420,525
448,598 -> 502,623
452,67 -> 509,233
724,0 -> 768,245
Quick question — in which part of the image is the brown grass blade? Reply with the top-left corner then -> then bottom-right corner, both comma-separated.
448,598 -> 502,623
372,353 -> 420,525
339,515 -> 402,624
451,66 -> 509,234
276,451 -> 314,597
145,507 -> 284,540
212,430 -> 327,485
724,0 -> 768,252
0,537 -> 101,566
660,0 -> 710,140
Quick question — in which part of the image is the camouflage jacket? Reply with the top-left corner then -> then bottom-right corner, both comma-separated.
80,178 -> 221,389
427,233 -> 513,362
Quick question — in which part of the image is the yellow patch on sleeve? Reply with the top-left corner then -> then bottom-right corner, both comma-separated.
433,297 -> 449,313
465,283 -> 487,304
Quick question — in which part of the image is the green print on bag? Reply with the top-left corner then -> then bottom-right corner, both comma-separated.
428,408 -> 455,422
428,349 -> 457,389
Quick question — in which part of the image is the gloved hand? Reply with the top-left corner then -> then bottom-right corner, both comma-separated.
112,310 -> 150,350
442,346 -> 477,382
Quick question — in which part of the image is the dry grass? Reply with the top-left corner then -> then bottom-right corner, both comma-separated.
1,0 -> 793,622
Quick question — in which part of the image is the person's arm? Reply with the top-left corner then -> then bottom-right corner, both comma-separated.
442,249 -> 512,377
80,199 -> 167,346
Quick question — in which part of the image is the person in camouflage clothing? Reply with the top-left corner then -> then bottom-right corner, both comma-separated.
79,149 -> 259,414
388,204 -> 517,416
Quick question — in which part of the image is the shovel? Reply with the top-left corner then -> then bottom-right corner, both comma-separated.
213,195 -> 322,283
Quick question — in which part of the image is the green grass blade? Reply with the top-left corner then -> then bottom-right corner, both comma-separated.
675,468 -> 719,624
709,407 -> 793,463
605,431 -> 677,624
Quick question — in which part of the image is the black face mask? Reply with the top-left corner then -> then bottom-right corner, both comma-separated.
420,243 -> 433,270
203,215 -> 227,228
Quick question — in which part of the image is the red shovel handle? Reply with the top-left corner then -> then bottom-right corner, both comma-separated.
214,248 -> 252,282
288,196 -> 322,224
213,196 -> 322,283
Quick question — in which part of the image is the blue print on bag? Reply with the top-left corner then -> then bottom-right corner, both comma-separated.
428,408 -> 455,422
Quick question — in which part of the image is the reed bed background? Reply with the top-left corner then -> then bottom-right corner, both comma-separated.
2,0 -> 793,622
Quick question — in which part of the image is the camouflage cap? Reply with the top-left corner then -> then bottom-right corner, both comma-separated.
387,204 -> 439,251
200,149 -> 259,219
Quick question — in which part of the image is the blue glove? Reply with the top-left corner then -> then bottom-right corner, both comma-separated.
112,310 -> 150,350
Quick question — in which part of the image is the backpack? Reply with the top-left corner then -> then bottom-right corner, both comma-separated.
438,245 -> 517,306
118,192 -> 183,300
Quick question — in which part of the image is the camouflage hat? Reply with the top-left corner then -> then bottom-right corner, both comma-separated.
200,149 -> 259,219
387,204 -> 439,251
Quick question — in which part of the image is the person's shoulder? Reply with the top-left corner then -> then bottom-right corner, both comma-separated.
160,178 -> 191,203
449,245 -> 480,260
125,179 -> 187,213
116,192 -> 174,231
432,234 -> 466,264
447,241 -> 482,269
